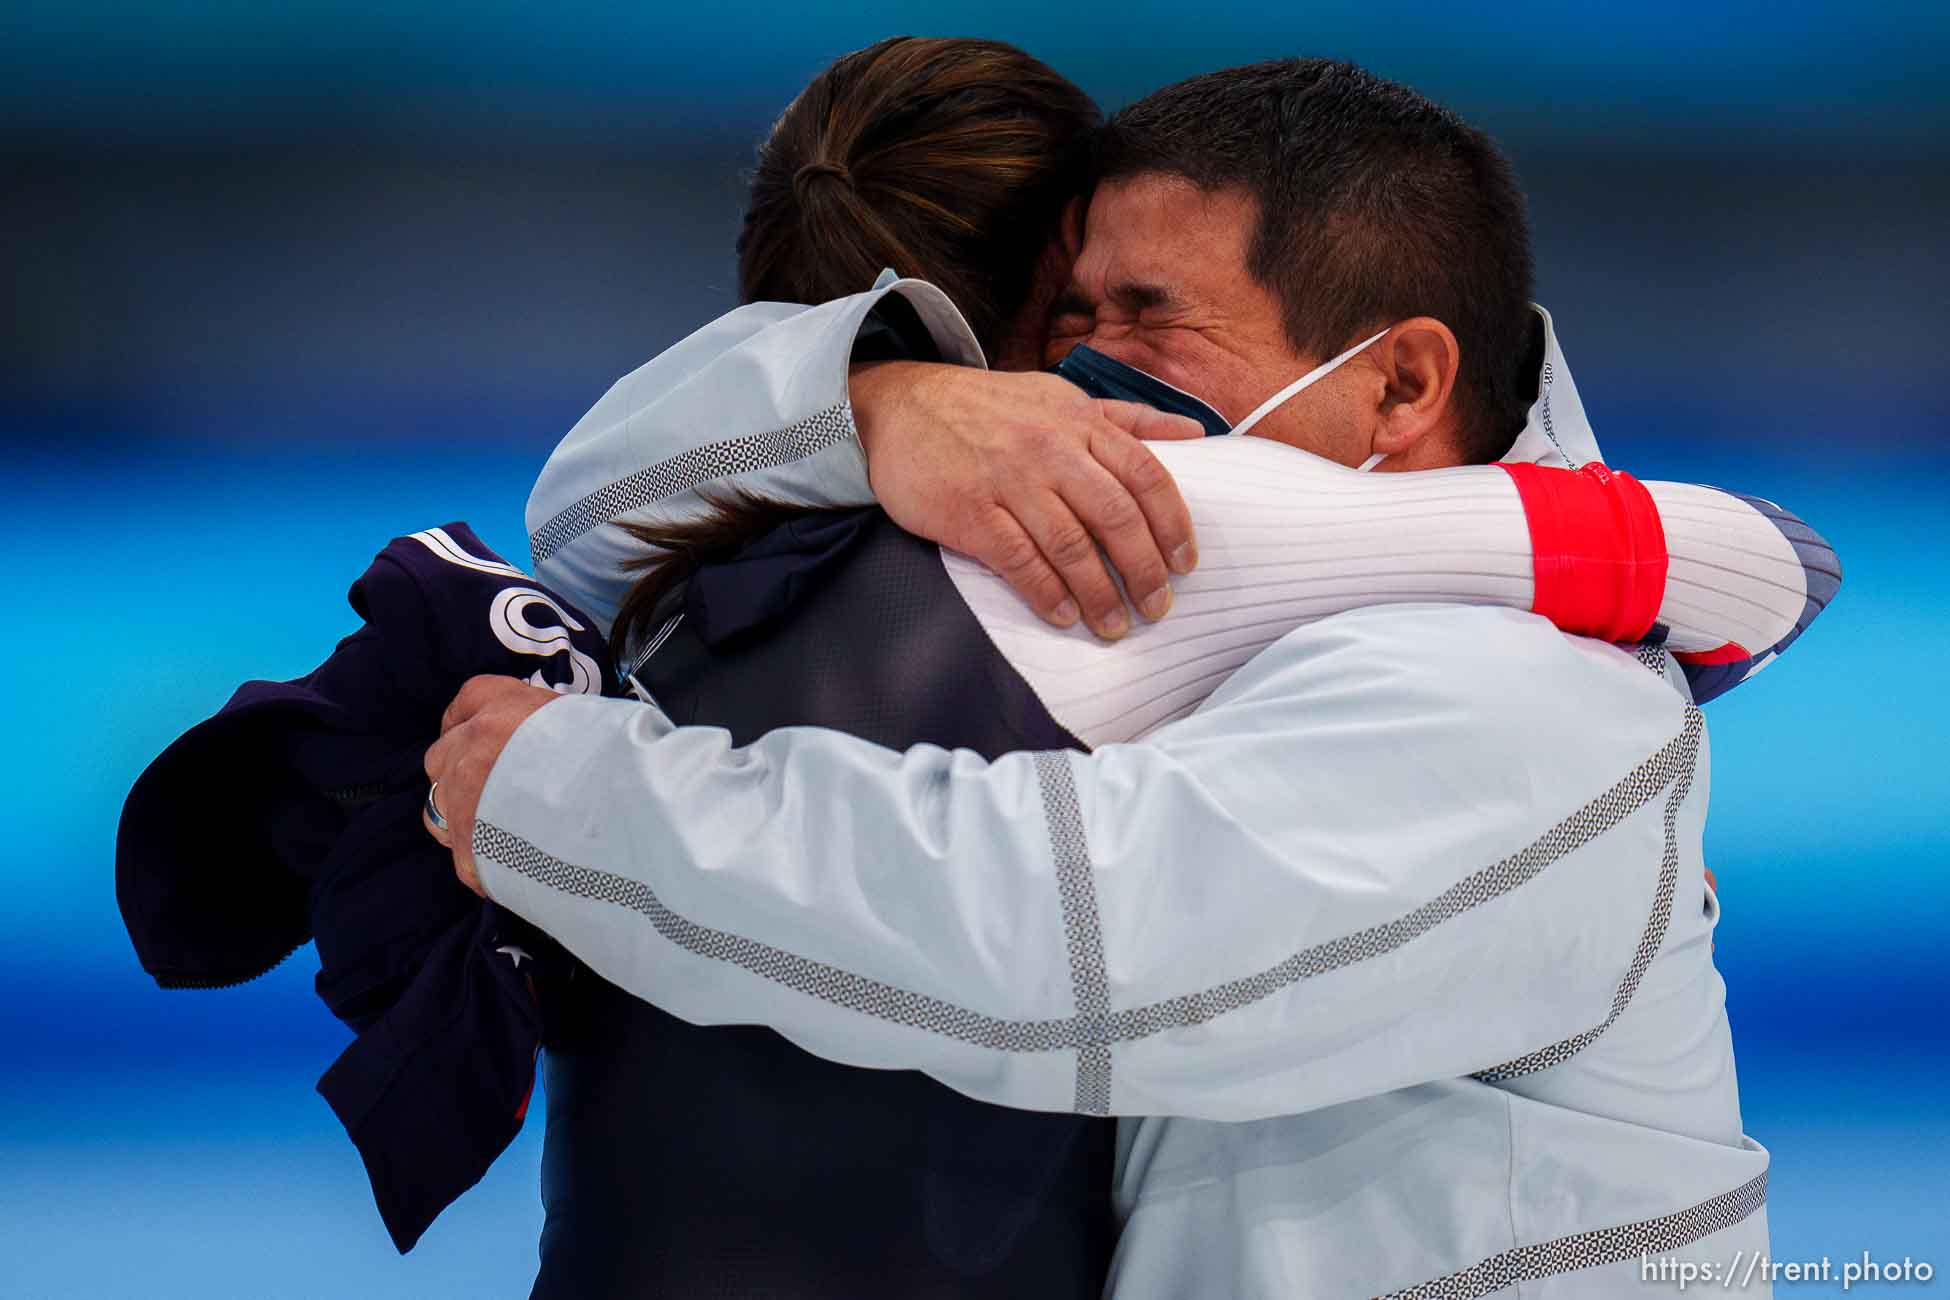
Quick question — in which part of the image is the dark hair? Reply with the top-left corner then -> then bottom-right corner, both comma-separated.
1097,58 -> 1536,463
738,36 -> 1100,357
612,37 -> 1100,662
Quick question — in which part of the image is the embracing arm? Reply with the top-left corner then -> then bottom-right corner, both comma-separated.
525,290 -> 938,635
468,605 -> 1700,1121
529,280 -> 1836,697
527,280 -> 1202,643
985,440 -> 1841,745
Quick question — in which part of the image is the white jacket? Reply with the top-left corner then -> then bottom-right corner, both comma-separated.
486,281 -> 1770,1298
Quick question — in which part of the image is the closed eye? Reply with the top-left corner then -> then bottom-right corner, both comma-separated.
1107,280 -> 1186,319
1049,289 -> 1095,329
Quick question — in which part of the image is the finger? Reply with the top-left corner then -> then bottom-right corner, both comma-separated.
1089,424 -> 1198,579
1051,455 -> 1176,623
1012,489 -> 1130,639
1096,399 -> 1205,443
423,803 -> 453,847
966,505 -> 1081,628
441,678 -> 485,736
424,725 -> 462,784
426,798 -> 483,898
442,674 -> 512,735
1092,424 -> 1193,576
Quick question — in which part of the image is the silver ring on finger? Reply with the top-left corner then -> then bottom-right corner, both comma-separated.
425,781 -> 450,834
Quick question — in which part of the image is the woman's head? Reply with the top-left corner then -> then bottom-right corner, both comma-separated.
611,40 -> 1096,660
737,37 -> 1100,363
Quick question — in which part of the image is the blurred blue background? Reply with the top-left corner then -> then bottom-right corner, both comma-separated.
5,3 -> 1946,1296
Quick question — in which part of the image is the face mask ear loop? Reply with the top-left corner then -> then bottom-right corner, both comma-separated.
1227,327 -> 1392,438
1356,451 -> 1388,472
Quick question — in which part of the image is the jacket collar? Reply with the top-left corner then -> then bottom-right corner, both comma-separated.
1501,304 -> 1604,469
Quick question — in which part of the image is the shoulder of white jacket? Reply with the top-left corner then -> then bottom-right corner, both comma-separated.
599,301 -> 817,406
522,278 -> 987,542
519,300 -> 817,532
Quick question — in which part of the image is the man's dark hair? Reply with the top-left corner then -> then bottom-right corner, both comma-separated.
1097,59 -> 1537,462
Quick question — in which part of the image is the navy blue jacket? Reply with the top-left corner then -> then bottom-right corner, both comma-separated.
532,508 -> 1116,1300
117,523 -> 613,1252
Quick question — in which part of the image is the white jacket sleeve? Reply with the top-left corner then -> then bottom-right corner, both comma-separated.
473,603 -> 1705,1121
525,282 -> 1836,696
526,278 -> 986,636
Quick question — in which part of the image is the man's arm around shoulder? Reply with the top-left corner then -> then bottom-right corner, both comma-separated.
435,605 -> 1701,1121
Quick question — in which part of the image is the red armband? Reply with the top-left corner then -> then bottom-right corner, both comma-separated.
1499,461 -> 1669,644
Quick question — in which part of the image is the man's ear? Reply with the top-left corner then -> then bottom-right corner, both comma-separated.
1369,317 -> 1461,462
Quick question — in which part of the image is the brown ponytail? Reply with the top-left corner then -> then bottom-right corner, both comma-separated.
737,37 -> 1100,350
610,38 -> 1100,663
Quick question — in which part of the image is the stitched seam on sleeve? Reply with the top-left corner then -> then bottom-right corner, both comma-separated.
1032,751 -> 1113,1115
471,715 -> 1697,1064
1374,1165 -> 1764,1300
529,399 -> 855,565
1471,705 -> 1702,1082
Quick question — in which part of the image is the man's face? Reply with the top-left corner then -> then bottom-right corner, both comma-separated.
1046,173 -> 1377,466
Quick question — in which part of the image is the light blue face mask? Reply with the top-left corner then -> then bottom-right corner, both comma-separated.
1053,327 -> 1393,465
